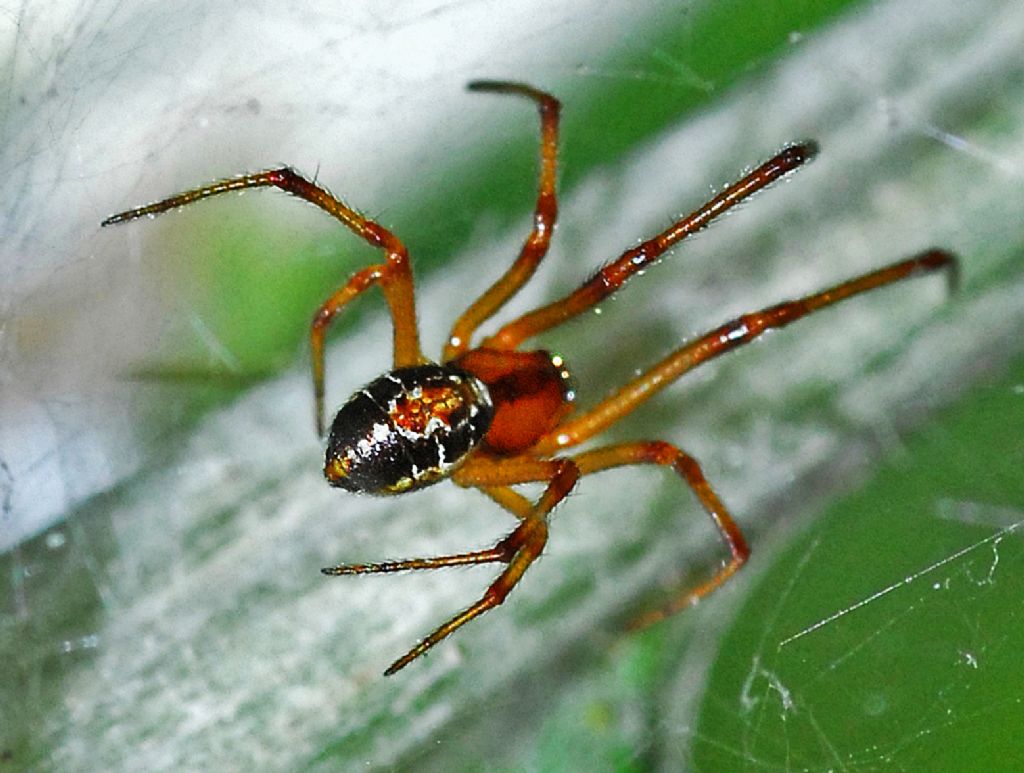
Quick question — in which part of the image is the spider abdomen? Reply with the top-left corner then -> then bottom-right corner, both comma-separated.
324,364 -> 494,495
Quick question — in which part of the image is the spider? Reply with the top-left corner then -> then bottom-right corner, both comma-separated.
103,81 -> 958,676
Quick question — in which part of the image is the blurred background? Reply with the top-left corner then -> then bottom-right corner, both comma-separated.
2,0 -> 1023,769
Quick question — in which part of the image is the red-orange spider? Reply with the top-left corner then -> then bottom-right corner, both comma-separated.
103,81 -> 958,676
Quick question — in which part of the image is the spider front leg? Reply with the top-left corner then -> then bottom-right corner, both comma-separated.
444,81 -> 561,360
486,142 -> 819,349
102,167 -> 423,435
572,442 -> 749,628
322,457 -> 579,675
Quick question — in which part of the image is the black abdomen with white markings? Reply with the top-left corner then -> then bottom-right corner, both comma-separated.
324,364 -> 494,495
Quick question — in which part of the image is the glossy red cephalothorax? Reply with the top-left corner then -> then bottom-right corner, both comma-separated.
102,81 -> 958,676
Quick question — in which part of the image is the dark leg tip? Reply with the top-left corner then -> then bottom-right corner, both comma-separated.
785,139 -> 820,165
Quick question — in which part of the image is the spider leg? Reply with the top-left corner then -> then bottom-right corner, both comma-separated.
571,441 -> 748,628
387,458 -> 577,674
323,457 -> 578,675
102,167 -> 422,435
321,543 -> 516,575
444,81 -> 561,360
533,249 -> 958,454
478,485 -> 534,520
485,142 -> 819,349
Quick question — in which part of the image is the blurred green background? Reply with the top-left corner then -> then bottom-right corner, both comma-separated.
3,0 -> 1024,770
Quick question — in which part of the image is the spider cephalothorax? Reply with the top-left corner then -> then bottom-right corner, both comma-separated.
103,81 -> 957,676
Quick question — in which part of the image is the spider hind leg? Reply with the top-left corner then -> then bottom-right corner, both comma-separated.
572,441 -> 749,629
324,456 -> 579,675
